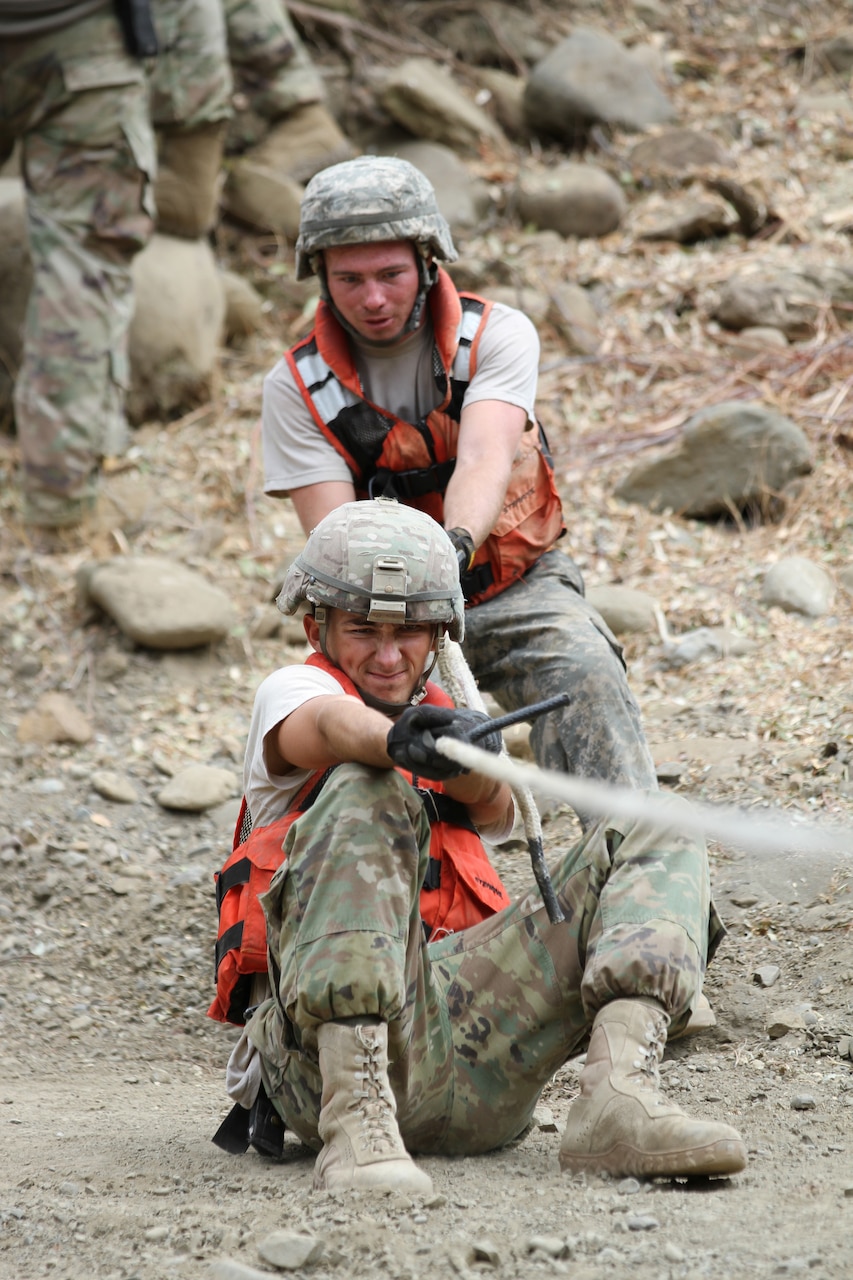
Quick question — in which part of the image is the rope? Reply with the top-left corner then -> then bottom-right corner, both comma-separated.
432,735 -> 853,859
438,640 -> 564,921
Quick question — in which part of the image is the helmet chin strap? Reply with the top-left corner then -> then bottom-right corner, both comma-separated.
313,251 -> 437,347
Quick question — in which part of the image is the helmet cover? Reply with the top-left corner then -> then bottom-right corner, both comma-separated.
295,155 -> 458,280
277,498 -> 465,642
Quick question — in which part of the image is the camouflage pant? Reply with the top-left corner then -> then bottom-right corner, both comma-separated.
0,7 -> 156,523
147,0 -> 233,132
223,0 -> 325,128
249,763 -> 718,1156
462,549 -> 658,826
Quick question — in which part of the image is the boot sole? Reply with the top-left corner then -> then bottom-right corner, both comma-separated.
559,1137 -> 748,1179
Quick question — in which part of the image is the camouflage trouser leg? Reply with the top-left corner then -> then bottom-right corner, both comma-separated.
223,0 -> 326,120
462,549 -> 658,826
250,767 -> 712,1157
4,11 -> 156,523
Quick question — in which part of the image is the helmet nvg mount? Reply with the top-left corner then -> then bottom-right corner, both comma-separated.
278,499 -> 464,712
294,155 -> 458,281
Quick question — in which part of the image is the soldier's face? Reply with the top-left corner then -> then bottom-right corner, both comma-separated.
306,609 -> 436,705
324,241 -> 422,343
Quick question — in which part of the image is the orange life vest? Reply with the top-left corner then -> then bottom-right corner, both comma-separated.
285,267 -> 565,606
208,654 -> 511,1025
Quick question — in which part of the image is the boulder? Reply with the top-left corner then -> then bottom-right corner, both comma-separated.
761,556 -> 835,618
377,57 -> 510,157
615,401 -> 813,519
127,234 -> 225,423
80,555 -> 237,649
517,162 -> 626,238
524,27 -> 676,143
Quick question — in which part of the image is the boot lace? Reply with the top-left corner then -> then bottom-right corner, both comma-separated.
633,1011 -> 668,1099
348,1027 -> 399,1154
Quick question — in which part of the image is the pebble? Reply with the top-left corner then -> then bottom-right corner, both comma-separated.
626,1215 -> 659,1231
616,1177 -> 641,1195
208,1260 -> 275,1280
526,1235 -> 570,1258
91,771 -> 139,804
791,1094 -> 817,1110
257,1229 -> 324,1269
664,1241 -> 686,1262
753,964 -> 781,988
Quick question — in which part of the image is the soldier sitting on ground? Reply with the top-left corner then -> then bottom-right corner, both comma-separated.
220,498 -> 747,1192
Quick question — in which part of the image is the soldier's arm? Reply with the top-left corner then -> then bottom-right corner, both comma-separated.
443,400 -> 527,548
289,480 -> 356,536
268,694 -> 394,773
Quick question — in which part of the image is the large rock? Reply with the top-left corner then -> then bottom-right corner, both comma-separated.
81,555 -> 237,649
712,264 -> 853,340
761,556 -> 836,618
377,57 -> 510,157
127,234 -> 225,423
516,162 -> 626,238
615,402 -> 813,518
627,128 -> 733,178
524,28 -> 676,142
0,178 -> 31,432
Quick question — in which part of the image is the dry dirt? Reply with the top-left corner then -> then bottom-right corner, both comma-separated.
1,2 -> 853,1278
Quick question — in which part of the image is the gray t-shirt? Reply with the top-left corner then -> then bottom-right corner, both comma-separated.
262,300 -> 540,495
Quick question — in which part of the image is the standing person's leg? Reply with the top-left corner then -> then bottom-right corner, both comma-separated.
461,550 -> 658,825
14,11 -> 155,528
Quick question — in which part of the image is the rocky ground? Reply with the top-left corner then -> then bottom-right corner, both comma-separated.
1,1 -> 853,1278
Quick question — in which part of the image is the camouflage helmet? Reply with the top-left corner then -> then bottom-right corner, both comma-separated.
294,156 -> 458,280
277,498 -> 465,642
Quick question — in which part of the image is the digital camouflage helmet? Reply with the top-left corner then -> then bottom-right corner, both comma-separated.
294,155 -> 458,281
278,497 -> 464,637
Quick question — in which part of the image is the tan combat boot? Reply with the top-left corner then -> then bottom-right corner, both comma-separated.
560,998 -> 747,1178
314,1021 -> 433,1195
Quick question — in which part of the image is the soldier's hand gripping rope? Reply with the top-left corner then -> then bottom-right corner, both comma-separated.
388,693 -> 571,923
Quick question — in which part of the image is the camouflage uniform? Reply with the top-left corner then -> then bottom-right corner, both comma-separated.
147,0 -> 233,133
0,2 -> 156,526
248,763 -> 720,1155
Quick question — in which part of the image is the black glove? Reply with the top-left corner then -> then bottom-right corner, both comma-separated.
386,705 -> 503,780
447,527 -> 475,575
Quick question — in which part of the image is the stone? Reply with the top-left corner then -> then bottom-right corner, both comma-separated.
221,270 -> 266,343
91,772 -> 139,805
257,1229 -> 324,1270
586,585 -> 658,635
17,693 -> 93,746
627,127 -> 733,176
517,162 -> 626,239
662,626 -> 756,669
156,764 -> 239,812
615,401 -> 813,519
524,27 -> 675,142
753,965 -> 781,988
761,557 -> 835,618
633,195 -> 733,244
378,58 -> 510,157
81,556 -> 237,650
128,234 -> 226,424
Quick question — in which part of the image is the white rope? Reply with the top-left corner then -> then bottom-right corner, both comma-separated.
438,639 -> 545,850
433,735 -> 853,859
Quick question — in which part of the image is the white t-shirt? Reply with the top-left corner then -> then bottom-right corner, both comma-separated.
243,665 -> 346,830
262,301 -> 540,495
243,664 -> 516,842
